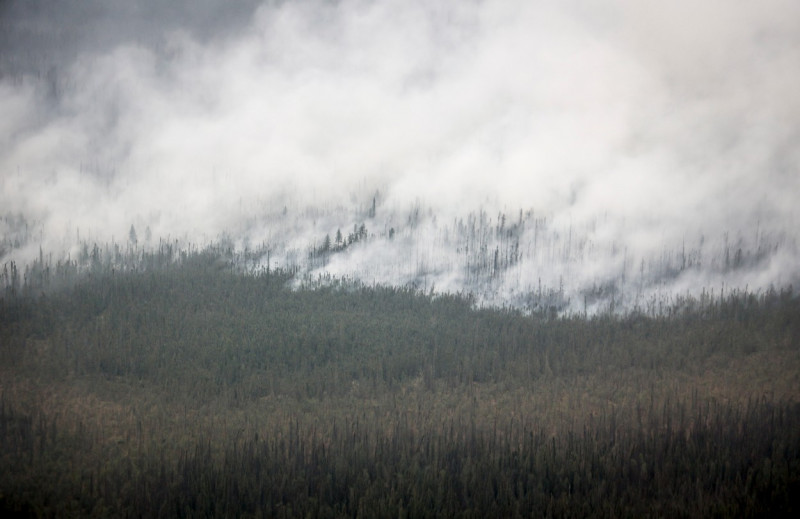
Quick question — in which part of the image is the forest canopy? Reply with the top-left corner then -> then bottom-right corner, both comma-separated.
1,249 -> 799,516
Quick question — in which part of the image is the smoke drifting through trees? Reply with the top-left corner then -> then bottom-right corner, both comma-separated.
2,0 -> 799,311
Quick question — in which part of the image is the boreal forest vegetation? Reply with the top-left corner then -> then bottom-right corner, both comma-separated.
1,244 -> 799,517
3,0 -> 800,517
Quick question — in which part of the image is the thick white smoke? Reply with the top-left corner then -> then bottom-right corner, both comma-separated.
1,0 -> 799,310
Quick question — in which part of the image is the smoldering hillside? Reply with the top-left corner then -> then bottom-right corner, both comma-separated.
2,0 -> 799,312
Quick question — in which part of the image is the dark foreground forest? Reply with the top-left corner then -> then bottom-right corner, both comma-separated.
1,252 -> 799,517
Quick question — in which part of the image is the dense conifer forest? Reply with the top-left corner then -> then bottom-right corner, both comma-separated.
2,1 -> 800,516
1,247 -> 799,517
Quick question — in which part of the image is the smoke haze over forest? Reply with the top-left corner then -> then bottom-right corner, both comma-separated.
2,0 -> 799,311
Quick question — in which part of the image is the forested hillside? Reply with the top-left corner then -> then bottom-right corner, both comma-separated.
3,1 -> 800,515
2,250 -> 799,516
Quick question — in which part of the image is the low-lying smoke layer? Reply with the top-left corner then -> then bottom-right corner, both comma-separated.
1,0 -> 799,310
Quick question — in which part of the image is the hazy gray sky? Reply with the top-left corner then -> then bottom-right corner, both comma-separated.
1,0 -> 799,305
